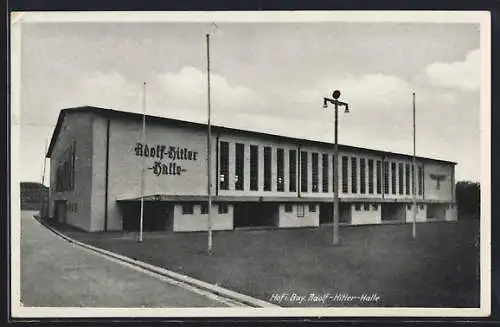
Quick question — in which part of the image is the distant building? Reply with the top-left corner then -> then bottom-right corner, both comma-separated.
45,106 -> 457,232
20,182 -> 49,212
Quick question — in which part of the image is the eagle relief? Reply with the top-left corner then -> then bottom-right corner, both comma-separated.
430,173 -> 446,189
133,143 -> 199,177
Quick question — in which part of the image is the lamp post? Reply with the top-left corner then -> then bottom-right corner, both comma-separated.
323,90 -> 349,245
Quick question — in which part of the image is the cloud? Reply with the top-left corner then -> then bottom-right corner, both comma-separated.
420,49 -> 480,91
154,66 -> 267,119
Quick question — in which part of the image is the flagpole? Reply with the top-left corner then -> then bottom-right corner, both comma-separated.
206,34 -> 213,255
412,92 -> 417,239
139,81 -> 146,243
40,139 -> 48,218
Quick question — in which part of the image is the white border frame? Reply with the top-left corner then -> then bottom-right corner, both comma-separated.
10,10 -> 491,318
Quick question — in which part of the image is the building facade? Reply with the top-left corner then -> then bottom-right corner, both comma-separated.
46,107 -> 457,232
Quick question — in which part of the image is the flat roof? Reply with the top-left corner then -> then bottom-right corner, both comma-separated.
46,106 -> 456,165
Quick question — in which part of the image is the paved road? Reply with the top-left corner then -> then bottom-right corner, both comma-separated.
20,211 -> 227,307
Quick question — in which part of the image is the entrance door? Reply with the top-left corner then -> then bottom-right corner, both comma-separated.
55,200 -> 67,224
320,203 -> 334,224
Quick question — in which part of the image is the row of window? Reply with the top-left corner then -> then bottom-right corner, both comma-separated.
181,203 -> 229,215
55,142 -> 76,192
284,203 -> 316,217
219,141 -> 425,195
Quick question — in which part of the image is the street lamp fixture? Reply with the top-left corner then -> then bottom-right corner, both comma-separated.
322,90 -> 349,245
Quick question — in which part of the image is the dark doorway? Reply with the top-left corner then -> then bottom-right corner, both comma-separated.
54,200 -> 67,224
320,203 -> 334,224
234,203 -> 278,228
381,203 -> 406,222
122,202 -> 174,232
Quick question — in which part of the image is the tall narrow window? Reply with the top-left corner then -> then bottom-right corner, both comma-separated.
398,163 -> 404,195
235,143 -> 244,190
360,158 -> 366,194
264,146 -> 272,191
376,160 -> 382,194
418,166 -> 423,195
342,156 -> 348,193
405,163 -> 410,195
277,148 -> 284,192
322,154 -> 329,193
368,159 -> 374,194
351,157 -> 358,194
391,162 -> 397,194
384,161 -> 390,194
312,152 -> 319,192
250,145 -> 258,191
300,151 -> 308,193
219,141 -> 229,190
289,150 -> 297,192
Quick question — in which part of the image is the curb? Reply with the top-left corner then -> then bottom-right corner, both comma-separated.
35,216 -> 279,308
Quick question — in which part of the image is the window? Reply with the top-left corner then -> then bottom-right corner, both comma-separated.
300,151 -> 308,193
322,154 -> 329,193
398,163 -> 404,195
408,204 -> 412,210
351,157 -> 358,194
277,148 -> 284,192
250,145 -> 259,191
372,204 -> 378,210
368,159 -> 374,194
309,204 -> 316,212
391,162 -> 397,194
376,160 -> 382,194
312,153 -> 319,192
297,204 -> 305,217
55,142 -> 76,192
200,203 -> 208,214
411,165 -> 415,194
285,203 -> 293,212
264,147 -> 272,191
419,204 -> 424,210
218,203 -> 228,214
182,204 -> 193,215
363,203 -> 370,211
235,143 -> 245,190
354,203 -> 361,211
342,156 -> 349,193
219,141 -> 229,190
289,150 -> 297,192
418,166 -> 423,195
360,158 -> 366,194
405,164 -> 410,195
384,161 -> 390,194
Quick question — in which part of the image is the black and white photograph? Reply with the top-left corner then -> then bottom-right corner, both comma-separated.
10,11 -> 491,318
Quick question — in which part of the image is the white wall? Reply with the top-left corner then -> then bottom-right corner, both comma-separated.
173,204 -> 233,232
423,162 -> 454,202
49,112 -> 94,231
278,203 -> 319,228
351,203 -> 381,225
404,203 -> 427,223
445,205 -> 458,221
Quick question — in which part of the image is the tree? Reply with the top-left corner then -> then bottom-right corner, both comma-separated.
455,181 -> 480,219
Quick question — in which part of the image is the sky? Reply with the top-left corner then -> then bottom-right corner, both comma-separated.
15,15 -> 485,184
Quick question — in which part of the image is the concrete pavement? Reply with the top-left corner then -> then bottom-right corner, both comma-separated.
20,211 -> 229,307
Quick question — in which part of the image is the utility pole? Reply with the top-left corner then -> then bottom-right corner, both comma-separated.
206,34 -> 213,255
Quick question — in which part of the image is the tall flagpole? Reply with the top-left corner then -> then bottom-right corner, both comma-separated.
206,34 -> 213,255
138,81 -> 146,243
40,139 -> 48,218
412,92 -> 417,239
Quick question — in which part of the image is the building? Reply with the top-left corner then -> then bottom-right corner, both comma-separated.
20,182 -> 49,212
46,106 -> 457,232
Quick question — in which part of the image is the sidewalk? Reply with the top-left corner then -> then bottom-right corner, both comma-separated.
20,211 -> 228,307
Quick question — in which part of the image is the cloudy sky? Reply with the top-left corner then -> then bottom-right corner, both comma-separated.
15,14 -> 485,183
